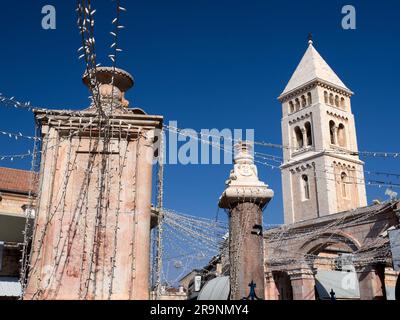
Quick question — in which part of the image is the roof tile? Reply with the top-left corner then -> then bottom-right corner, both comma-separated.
0,167 -> 37,195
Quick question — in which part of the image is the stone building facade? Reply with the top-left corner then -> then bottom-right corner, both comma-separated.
264,202 -> 400,300
264,40 -> 400,300
279,39 -> 367,224
0,167 -> 36,299
192,40 -> 400,301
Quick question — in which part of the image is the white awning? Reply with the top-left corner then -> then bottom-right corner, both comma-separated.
197,276 -> 230,300
0,277 -> 22,297
315,270 -> 360,300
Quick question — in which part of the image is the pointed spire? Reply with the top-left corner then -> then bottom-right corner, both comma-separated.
281,38 -> 350,96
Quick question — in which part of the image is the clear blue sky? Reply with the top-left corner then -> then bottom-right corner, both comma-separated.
1,0 -> 400,227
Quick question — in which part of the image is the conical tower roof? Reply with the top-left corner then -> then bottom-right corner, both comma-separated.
281,40 -> 349,95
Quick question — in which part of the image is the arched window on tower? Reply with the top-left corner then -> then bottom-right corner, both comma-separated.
329,93 -> 334,105
289,101 -> 294,113
294,126 -> 303,149
340,172 -> 348,198
329,120 -> 336,145
301,174 -> 310,200
295,98 -> 300,111
337,123 -> 346,147
324,91 -> 328,104
340,97 -> 346,109
305,122 -> 312,146
301,95 -> 307,108
335,95 -> 339,107
307,92 -> 312,105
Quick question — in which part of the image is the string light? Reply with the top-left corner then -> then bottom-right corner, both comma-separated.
0,151 -> 32,161
0,130 -> 40,141
163,125 -> 400,190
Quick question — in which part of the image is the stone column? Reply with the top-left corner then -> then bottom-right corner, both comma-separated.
332,125 -> 338,145
384,268 -> 399,300
219,142 -> 274,300
264,271 -> 279,300
131,130 -> 155,300
288,268 -> 315,300
301,128 -> 307,148
357,265 -> 385,300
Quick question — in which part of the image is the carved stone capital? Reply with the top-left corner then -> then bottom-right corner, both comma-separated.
219,142 -> 274,209
287,268 -> 315,280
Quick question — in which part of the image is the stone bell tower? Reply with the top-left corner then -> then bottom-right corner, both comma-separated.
219,142 -> 274,300
24,68 -> 163,300
279,39 -> 367,224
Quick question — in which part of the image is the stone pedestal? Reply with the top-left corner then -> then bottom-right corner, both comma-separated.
219,142 -> 274,300
288,268 -> 316,300
23,68 -> 163,300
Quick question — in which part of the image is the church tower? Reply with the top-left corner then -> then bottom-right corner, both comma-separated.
279,39 -> 367,224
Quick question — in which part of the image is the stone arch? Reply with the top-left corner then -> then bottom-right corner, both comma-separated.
340,171 -> 348,198
271,271 -> 293,300
301,174 -> 310,200
300,231 -> 361,256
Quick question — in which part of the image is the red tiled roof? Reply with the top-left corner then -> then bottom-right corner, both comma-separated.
0,167 -> 37,195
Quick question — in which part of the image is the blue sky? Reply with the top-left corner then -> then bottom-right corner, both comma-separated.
0,0 -> 400,227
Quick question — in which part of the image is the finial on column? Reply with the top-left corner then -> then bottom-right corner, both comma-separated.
82,67 -> 134,109
308,32 -> 313,46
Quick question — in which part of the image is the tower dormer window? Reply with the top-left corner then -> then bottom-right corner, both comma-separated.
301,95 -> 307,108
340,172 -> 348,198
340,97 -> 346,109
329,93 -> 334,105
289,101 -> 294,113
307,92 -> 312,105
337,123 -> 346,147
329,120 -> 336,144
324,91 -> 328,104
305,122 -> 312,146
335,95 -> 339,107
301,174 -> 310,200
295,98 -> 300,111
294,126 -> 304,149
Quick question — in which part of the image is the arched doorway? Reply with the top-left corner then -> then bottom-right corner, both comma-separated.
301,233 -> 361,300
272,271 -> 293,300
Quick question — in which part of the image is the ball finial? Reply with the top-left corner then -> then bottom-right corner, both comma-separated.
308,32 -> 313,45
